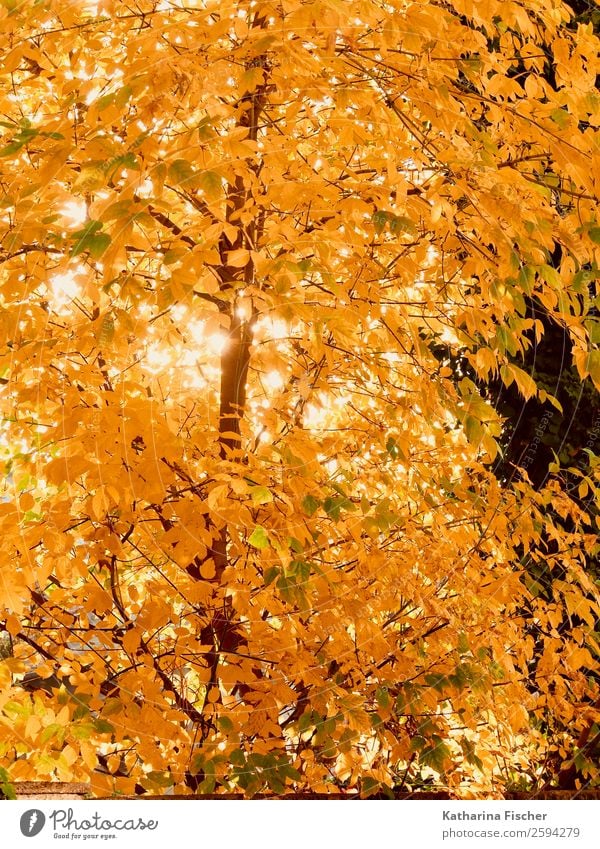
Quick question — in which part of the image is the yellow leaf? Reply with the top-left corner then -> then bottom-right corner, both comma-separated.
199,559 -> 216,580
226,248 -> 250,267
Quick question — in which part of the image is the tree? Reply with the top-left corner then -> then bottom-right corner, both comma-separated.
0,0 -> 599,796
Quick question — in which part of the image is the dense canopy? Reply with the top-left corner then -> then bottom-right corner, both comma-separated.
0,0 -> 599,796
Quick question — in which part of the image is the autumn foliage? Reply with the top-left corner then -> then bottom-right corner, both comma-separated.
0,0 -> 599,797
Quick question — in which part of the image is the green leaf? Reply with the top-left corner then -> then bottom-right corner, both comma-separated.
464,415 -> 482,445
96,85 -> 132,111
0,767 -> 16,800
516,265 -> 534,295
248,526 -> 269,549
279,762 -> 301,782
97,314 -> 115,346
78,233 -> 111,259
0,127 -> 36,156
495,324 -> 517,356
323,496 -> 343,520
370,712 -> 384,729
71,723 -> 94,740
585,320 -> 600,345
72,702 -> 90,721
102,697 -> 123,716
263,566 -> 279,586
95,92 -> 115,111
551,108 -> 569,129
105,151 -> 139,180
589,227 -> 600,245
147,770 -> 174,788
539,263 -> 561,289
424,673 -> 449,693
409,734 -> 427,752
361,776 -> 382,797
372,210 -> 389,234
288,536 -> 303,553
40,723 -> 65,744
197,169 -> 222,198
71,219 -> 101,239
217,715 -> 234,733
386,436 -> 399,458
168,158 -> 196,187
102,200 -> 133,220
0,141 -> 24,157
251,485 -> 272,506
94,718 -> 115,734
229,748 -> 246,767
500,364 -> 514,388
70,220 -> 111,259
586,350 -> 600,388
291,559 -> 311,584
420,736 -> 452,774
2,700 -> 27,720
114,84 -> 133,108
375,686 -> 390,708
457,632 -> 470,654
197,116 -> 215,141
389,214 -> 416,235
162,248 -> 187,266
460,737 -> 484,771
573,269 -> 593,293
302,494 -> 320,516
324,493 -> 355,520
298,710 -> 318,733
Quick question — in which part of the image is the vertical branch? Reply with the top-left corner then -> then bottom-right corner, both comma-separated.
212,30 -> 270,581
193,24 -> 271,752
217,56 -> 268,462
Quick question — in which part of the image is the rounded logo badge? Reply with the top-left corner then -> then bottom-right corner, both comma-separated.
19,810 -> 46,837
